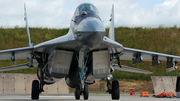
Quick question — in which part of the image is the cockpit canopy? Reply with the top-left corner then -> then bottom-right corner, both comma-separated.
74,3 -> 99,16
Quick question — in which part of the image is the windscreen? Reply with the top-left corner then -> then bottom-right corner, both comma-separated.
75,3 -> 99,16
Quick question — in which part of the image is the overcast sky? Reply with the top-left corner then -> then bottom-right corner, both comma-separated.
0,0 -> 180,28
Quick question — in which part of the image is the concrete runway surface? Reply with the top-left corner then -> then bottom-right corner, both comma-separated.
0,94 -> 179,101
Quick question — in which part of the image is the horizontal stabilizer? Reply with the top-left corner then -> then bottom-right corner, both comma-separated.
0,63 -> 30,72
113,64 -> 153,74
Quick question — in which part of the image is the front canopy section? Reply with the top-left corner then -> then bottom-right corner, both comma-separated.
74,3 -> 99,16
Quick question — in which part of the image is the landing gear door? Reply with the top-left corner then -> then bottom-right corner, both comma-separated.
93,50 -> 110,79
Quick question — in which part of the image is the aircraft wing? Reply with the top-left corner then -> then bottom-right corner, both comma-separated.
106,4 -> 180,72
0,47 -> 33,60
0,47 -> 35,71
102,37 -> 180,63
102,37 -> 180,73
121,47 -> 180,62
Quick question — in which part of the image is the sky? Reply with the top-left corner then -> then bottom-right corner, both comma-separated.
0,0 -> 180,28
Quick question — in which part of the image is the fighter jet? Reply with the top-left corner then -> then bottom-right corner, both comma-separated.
1,3 -> 180,100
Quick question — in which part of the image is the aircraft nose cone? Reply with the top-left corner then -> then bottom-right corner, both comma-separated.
75,17 -> 105,32
74,17 -> 105,47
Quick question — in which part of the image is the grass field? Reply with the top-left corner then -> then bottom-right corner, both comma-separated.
0,26 -> 180,80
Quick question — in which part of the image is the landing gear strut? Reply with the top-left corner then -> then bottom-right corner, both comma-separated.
31,63 -> 45,100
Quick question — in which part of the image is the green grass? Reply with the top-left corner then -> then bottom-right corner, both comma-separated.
1,26 -> 180,80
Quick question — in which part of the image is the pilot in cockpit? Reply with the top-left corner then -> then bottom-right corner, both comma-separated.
74,3 -> 99,16
78,4 -> 95,15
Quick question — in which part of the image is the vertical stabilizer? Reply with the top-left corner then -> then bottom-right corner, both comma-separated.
24,3 -> 33,47
109,4 -> 114,40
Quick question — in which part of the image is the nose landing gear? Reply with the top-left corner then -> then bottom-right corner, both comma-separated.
74,84 -> 89,100
83,84 -> 89,100
75,86 -> 80,100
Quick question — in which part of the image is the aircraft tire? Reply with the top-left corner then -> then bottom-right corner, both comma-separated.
83,84 -> 89,100
75,86 -> 80,100
31,80 -> 40,100
111,80 -> 120,100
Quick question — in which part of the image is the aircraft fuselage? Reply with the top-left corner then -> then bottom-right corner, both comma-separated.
71,11 -> 105,47
35,3 -> 111,88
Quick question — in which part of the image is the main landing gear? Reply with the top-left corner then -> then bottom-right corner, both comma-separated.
31,79 -> 45,100
31,80 -> 40,100
74,84 -> 89,100
111,80 -> 120,100
107,79 -> 120,100
31,64 -> 45,100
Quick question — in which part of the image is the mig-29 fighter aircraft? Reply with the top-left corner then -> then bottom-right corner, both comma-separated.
1,3 -> 180,100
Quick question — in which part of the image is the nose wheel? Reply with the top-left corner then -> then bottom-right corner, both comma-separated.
75,86 -> 80,100
74,84 -> 89,100
83,84 -> 89,100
